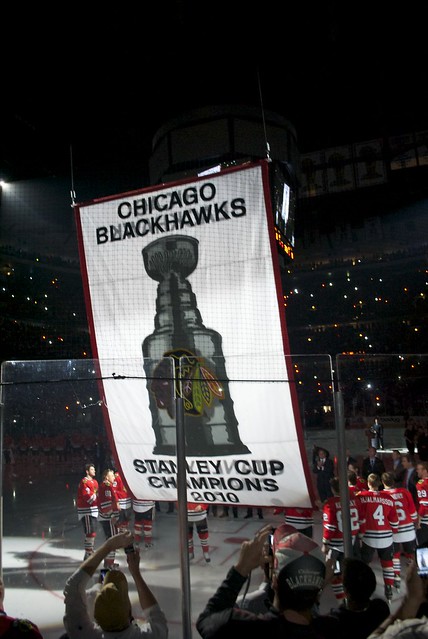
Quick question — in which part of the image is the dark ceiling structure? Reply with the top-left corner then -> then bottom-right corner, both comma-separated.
2,2 -> 427,186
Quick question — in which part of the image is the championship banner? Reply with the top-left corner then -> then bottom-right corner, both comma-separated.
75,160 -> 314,508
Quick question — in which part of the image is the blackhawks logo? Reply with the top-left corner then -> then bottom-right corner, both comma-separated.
151,349 -> 224,417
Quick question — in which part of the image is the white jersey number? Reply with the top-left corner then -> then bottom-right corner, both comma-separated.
372,504 -> 385,527
337,507 -> 360,532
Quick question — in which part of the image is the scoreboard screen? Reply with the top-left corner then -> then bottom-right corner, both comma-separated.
270,161 -> 296,259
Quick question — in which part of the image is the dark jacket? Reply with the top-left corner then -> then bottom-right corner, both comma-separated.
392,461 -> 405,484
361,455 -> 386,481
329,598 -> 390,639
402,466 -> 419,507
312,452 -> 335,502
196,566 -> 341,639
417,431 -> 428,461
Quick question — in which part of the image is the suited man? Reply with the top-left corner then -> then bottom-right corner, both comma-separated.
370,417 -> 384,450
312,446 -> 335,503
361,446 -> 386,481
390,449 -> 405,484
417,425 -> 428,462
401,453 -> 419,508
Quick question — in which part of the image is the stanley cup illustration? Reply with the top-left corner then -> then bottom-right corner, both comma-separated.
142,235 -> 251,456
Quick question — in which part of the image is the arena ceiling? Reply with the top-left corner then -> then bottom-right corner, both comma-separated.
2,2 -> 427,185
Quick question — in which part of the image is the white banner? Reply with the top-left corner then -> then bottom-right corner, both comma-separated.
75,161 -> 313,508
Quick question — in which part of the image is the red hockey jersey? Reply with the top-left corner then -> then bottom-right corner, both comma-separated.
0,614 -> 43,638
384,486 -> 417,542
358,489 -> 399,548
187,502 -> 209,523
322,495 -> 362,551
281,507 -> 314,530
98,479 -> 120,521
132,499 -> 155,513
113,471 -> 132,509
417,477 -> 428,526
76,476 -> 99,520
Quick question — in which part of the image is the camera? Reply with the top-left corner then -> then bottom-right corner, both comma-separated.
326,548 -> 341,574
416,546 -> 428,577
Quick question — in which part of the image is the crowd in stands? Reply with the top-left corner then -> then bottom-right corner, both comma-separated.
285,250 -> 428,354
0,249 -> 90,360
2,426 -> 111,479
2,243 -> 427,363
1,242 -> 427,437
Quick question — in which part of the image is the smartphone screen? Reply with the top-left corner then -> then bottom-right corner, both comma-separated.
100,568 -> 110,583
267,530 -> 275,580
416,547 -> 428,577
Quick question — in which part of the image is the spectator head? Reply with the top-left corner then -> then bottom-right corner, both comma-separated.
402,453 -> 415,468
368,446 -> 377,457
381,471 -> 395,489
342,557 -> 377,606
94,569 -> 132,631
318,448 -> 329,459
268,523 -> 297,580
391,449 -> 401,462
367,473 -> 382,490
348,470 -> 357,486
272,531 -> 325,612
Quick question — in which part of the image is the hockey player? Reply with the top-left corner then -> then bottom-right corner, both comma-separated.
348,464 -> 368,493
358,473 -> 399,602
416,461 -> 428,546
381,471 -> 417,592
322,477 -> 362,603
76,463 -> 99,560
274,506 -> 314,538
132,498 -> 156,549
187,502 -> 211,563
98,468 -> 120,568
113,469 -> 133,532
